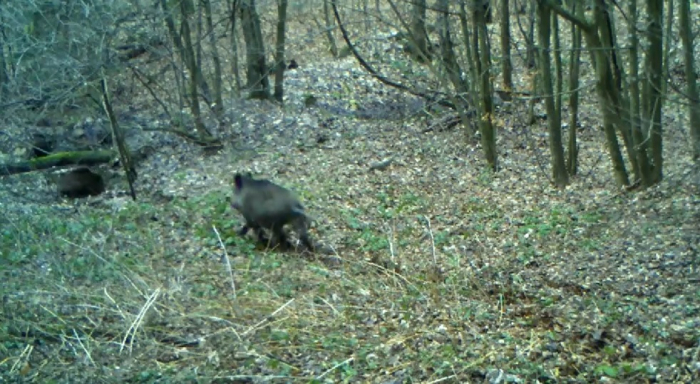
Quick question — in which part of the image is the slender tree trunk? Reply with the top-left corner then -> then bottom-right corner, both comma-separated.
525,1 -> 537,125
567,0 -> 582,175
482,0 -> 492,24
0,22 -> 7,101
459,1 -> 479,139
628,0 -> 652,185
273,0 -> 289,102
409,0 -> 429,62
591,0 -> 642,184
228,0 -> 242,94
552,8 -> 562,125
538,2 -> 568,187
500,0 -> 513,90
679,0 -> 700,161
525,2 -> 536,69
583,31 -> 630,186
436,0 -> 470,136
549,1 -> 630,185
203,0 -> 224,119
191,0 -> 211,104
473,0 -> 497,171
363,0 -> 370,29
240,0 -> 270,99
100,76 -> 137,200
645,0 -> 664,183
160,0 -> 187,101
196,3 -> 203,86
662,0 -> 673,96
323,0 -> 338,57
179,0 -> 211,137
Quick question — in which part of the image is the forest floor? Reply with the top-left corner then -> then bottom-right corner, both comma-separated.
2,5 -> 700,384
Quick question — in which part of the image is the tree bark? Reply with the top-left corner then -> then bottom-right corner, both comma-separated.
566,0 -> 582,175
473,0 -> 497,171
538,2 -> 568,187
644,0 -> 664,183
500,0 -> 513,90
240,0 -> 270,99
203,0 -> 224,119
679,0 -> 700,161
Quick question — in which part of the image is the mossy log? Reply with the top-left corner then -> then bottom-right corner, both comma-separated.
0,150 -> 116,176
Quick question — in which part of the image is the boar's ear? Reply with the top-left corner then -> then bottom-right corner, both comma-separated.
234,172 -> 254,189
234,173 -> 244,189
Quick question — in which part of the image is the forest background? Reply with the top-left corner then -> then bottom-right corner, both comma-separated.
0,0 -> 698,382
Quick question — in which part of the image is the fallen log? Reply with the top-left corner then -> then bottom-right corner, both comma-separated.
0,150 -> 116,176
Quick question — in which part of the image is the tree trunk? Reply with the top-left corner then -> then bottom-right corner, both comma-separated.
525,2 -> 537,69
644,0 -> 664,183
240,0 -> 270,99
228,0 -> 242,94
436,0 -> 470,136
662,0 -> 674,96
179,0 -> 211,138
0,24 -> 8,101
409,0 -> 429,62
482,0 -> 492,24
594,0 -> 640,181
583,25 -> 630,186
100,76 -> 137,200
160,0 -> 187,102
627,0 -> 652,186
525,1 -> 537,125
679,0 -> 700,161
459,1 -> 479,139
567,0 -> 582,175
552,7 -> 562,127
500,0 -> 513,90
323,0 -> 338,57
549,0 -> 643,186
538,2 -> 568,187
473,0 -> 497,171
203,0 -> 224,119
273,0 -> 289,102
